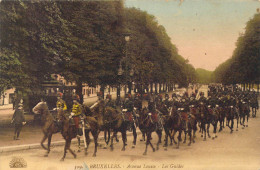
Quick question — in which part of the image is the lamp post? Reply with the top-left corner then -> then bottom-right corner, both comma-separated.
117,33 -> 133,103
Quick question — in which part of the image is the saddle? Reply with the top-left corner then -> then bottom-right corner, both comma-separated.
151,112 -> 158,122
181,112 -> 188,121
125,112 -> 134,122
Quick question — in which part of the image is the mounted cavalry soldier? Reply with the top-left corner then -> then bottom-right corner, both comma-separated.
163,93 -> 172,109
56,92 -> 67,111
70,95 -> 83,137
133,93 -> 142,112
105,94 -> 116,109
122,94 -> 135,131
148,93 -> 163,130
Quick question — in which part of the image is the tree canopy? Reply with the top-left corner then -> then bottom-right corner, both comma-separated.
0,1 -> 197,97
213,13 -> 260,85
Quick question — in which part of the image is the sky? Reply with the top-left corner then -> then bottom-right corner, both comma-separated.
125,0 -> 260,71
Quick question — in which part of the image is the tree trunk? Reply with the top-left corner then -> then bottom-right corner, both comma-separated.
128,81 -> 132,94
100,84 -> 105,99
117,83 -> 121,103
159,84 -> 162,93
150,83 -> 153,93
155,83 -> 158,94
76,80 -> 83,104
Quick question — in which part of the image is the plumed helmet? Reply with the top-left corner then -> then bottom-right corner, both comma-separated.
57,92 -> 63,98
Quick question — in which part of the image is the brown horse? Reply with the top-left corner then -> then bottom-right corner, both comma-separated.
103,107 -> 128,151
138,107 -> 162,155
57,108 -> 100,161
32,101 -> 60,157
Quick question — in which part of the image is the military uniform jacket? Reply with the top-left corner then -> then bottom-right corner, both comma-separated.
123,99 -> 134,112
72,102 -> 82,116
56,99 -> 67,111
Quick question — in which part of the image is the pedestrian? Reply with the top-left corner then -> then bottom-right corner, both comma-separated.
11,103 -> 26,140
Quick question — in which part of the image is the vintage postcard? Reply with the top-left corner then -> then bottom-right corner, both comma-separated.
0,0 -> 259,170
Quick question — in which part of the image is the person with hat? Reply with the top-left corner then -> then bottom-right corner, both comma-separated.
105,94 -> 116,109
11,103 -> 26,140
163,93 -> 172,109
133,93 -> 142,112
70,95 -> 83,137
56,92 -> 67,111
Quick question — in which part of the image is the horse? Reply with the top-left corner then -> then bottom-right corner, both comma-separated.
168,107 -> 187,149
197,102 -> 210,140
250,96 -> 258,118
207,105 -> 219,139
139,107 -> 162,155
121,108 -> 138,148
56,108 -> 100,161
239,100 -> 250,128
103,107 -> 128,151
83,100 -> 111,149
32,101 -> 60,157
225,104 -> 239,133
216,105 -> 225,132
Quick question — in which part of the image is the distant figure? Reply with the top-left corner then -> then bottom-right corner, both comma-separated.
11,103 -> 26,140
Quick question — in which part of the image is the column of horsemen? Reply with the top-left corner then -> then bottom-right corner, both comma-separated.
33,84 -> 259,160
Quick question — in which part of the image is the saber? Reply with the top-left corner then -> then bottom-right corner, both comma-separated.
81,119 -> 87,149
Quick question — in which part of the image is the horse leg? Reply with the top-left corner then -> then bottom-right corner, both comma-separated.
202,122 -> 206,141
207,123 -> 211,138
230,119 -> 234,133
77,135 -> 81,152
163,128 -> 169,150
110,131 -> 115,151
170,129 -> 173,145
68,139 -> 76,159
157,129 -> 162,144
172,130 -> 177,145
236,117 -> 239,131
103,129 -> 110,149
193,126 -> 196,143
92,131 -> 98,157
150,133 -> 156,152
41,134 -> 48,151
132,125 -> 137,148
156,130 -> 161,150
85,130 -> 90,155
115,132 -> 119,142
44,134 -> 52,157
188,126 -> 192,146
121,131 -> 126,151
143,132 -> 149,155
176,130 -> 181,149
212,123 -> 216,140
246,112 -> 249,127
60,140 -> 68,161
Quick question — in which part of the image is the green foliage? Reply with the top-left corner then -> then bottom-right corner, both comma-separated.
0,1 -> 197,95
196,68 -> 213,84
213,13 -> 260,85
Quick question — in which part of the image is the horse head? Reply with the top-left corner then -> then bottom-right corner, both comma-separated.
32,101 -> 49,115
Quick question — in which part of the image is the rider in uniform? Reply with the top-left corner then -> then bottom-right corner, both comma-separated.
163,93 -> 172,109
122,94 -> 134,131
105,94 -> 116,109
70,95 -> 83,137
56,92 -> 67,111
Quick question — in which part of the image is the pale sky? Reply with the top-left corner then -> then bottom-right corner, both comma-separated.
125,0 -> 260,71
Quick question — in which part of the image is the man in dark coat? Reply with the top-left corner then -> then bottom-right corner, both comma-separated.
11,103 -> 26,140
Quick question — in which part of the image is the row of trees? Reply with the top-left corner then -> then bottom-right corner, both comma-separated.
0,1 -> 197,104
213,12 -> 260,90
